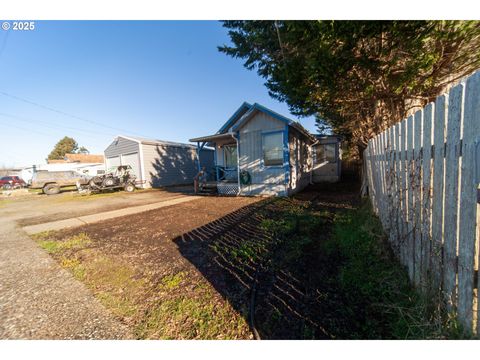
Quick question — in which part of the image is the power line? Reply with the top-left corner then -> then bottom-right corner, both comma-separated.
0,118 -> 54,137
0,90 -> 150,138
0,112 -> 117,138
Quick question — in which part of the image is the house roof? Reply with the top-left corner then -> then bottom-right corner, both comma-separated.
118,135 -> 213,150
217,102 -> 252,134
65,153 -> 105,163
48,153 -> 104,164
217,102 -> 316,142
190,102 -> 317,144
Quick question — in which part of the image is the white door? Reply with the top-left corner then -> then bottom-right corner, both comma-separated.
106,156 -> 121,173
121,152 -> 141,180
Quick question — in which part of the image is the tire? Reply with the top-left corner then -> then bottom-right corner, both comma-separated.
2,184 -> 12,190
124,183 -> 135,193
104,178 -> 116,187
43,183 -> 61,195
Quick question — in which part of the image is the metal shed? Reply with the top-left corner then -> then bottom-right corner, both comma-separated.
104,135 -> 213,188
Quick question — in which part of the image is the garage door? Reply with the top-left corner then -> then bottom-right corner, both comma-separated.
106,156 -> 121,172
121,152 -> 141,180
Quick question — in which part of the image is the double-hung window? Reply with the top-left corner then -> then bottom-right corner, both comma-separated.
262,132 -> 284,166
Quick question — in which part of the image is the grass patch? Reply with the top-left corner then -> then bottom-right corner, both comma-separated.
137,289 -> 249,339
160,272 -> 186,290
33,230 -> 251,339
36,232 -> 92,254
327,200 -> 462,339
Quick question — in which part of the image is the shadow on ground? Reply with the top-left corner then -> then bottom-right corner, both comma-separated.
173,180 -> 360,339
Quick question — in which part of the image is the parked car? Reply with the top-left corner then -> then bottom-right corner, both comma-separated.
30,170 -> 90,195
0,176 -> 26,190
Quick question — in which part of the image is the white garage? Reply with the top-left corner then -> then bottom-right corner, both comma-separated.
104,135 -> 214,188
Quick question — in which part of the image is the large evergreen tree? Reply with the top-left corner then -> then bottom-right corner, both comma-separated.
47,136 -> 79,160
219,21 -> 480,157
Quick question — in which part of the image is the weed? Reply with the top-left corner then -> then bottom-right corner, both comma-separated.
160,272 -> 186,290
36,232 -> 92,254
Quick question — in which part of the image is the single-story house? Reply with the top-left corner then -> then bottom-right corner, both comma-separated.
312,135 -> 342,183
104,135 -> 214,188
190,102 -> 340,197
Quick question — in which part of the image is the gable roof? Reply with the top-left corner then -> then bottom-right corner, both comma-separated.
217,102 -> 252,134
219,102 -> 315,142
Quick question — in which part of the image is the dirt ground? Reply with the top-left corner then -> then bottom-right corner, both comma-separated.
28,181 -> 361,339
1,186 -> 194,226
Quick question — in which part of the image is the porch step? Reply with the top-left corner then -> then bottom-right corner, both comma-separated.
199,182 -> 217,194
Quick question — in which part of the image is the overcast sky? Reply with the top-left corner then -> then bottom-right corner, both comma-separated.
0,21 -> 317,167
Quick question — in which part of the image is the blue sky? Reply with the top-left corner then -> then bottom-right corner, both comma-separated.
0,21 -> 317,167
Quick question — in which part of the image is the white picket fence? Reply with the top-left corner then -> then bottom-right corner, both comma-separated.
364,70 -> 480,333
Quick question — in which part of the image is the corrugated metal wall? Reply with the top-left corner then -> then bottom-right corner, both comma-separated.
104,137 -> 139,158
142,143 -> 213,188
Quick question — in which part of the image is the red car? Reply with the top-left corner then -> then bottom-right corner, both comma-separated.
0,176 -> 26,189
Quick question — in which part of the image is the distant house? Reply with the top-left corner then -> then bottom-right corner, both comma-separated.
104,135 -> 214,188
190,102 -> 340,197
47,153 -> 105,164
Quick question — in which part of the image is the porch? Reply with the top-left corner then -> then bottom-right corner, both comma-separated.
190,132 -> 241,196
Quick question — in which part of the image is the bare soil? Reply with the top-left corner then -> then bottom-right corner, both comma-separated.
33,182 -> 361,339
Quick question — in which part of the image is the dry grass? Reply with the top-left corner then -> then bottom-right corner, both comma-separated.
33,231 -> 252,339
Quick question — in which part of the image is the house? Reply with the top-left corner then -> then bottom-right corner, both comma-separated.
104,135 -> 214,188
190,102 -> 332,197
47,153 -> 105,164
312,135 -> 342,183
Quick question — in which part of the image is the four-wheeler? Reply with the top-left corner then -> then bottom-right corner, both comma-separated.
0,176 -> 26,190
77,165 -> 137,194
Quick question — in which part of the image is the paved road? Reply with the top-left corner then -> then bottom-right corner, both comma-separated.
0,189 -> 194,339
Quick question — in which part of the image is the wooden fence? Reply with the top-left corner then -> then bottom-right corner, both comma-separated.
363,70 -> 480,333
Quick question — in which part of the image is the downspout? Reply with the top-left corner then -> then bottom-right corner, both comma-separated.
234,132 -> 241,196
309,139 -> 320,185
138,142 -> 146,188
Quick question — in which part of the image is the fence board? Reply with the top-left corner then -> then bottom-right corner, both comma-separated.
407,115 -> 415,279
387,127 -> 396,244
443,83 -> 464,310
431,94 -> 447,291
394,123 -> 402,256
458,73 -> 480,331
421,103 -> 434,288
400,119 -> 408,266
414,110 -> 423,286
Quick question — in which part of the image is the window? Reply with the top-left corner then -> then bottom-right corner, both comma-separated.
315,143 -> 336,164
262,132 -> 284,166
223,145 -> 237,169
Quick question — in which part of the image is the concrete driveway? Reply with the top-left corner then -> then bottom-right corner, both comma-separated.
0,188 -> 196,339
